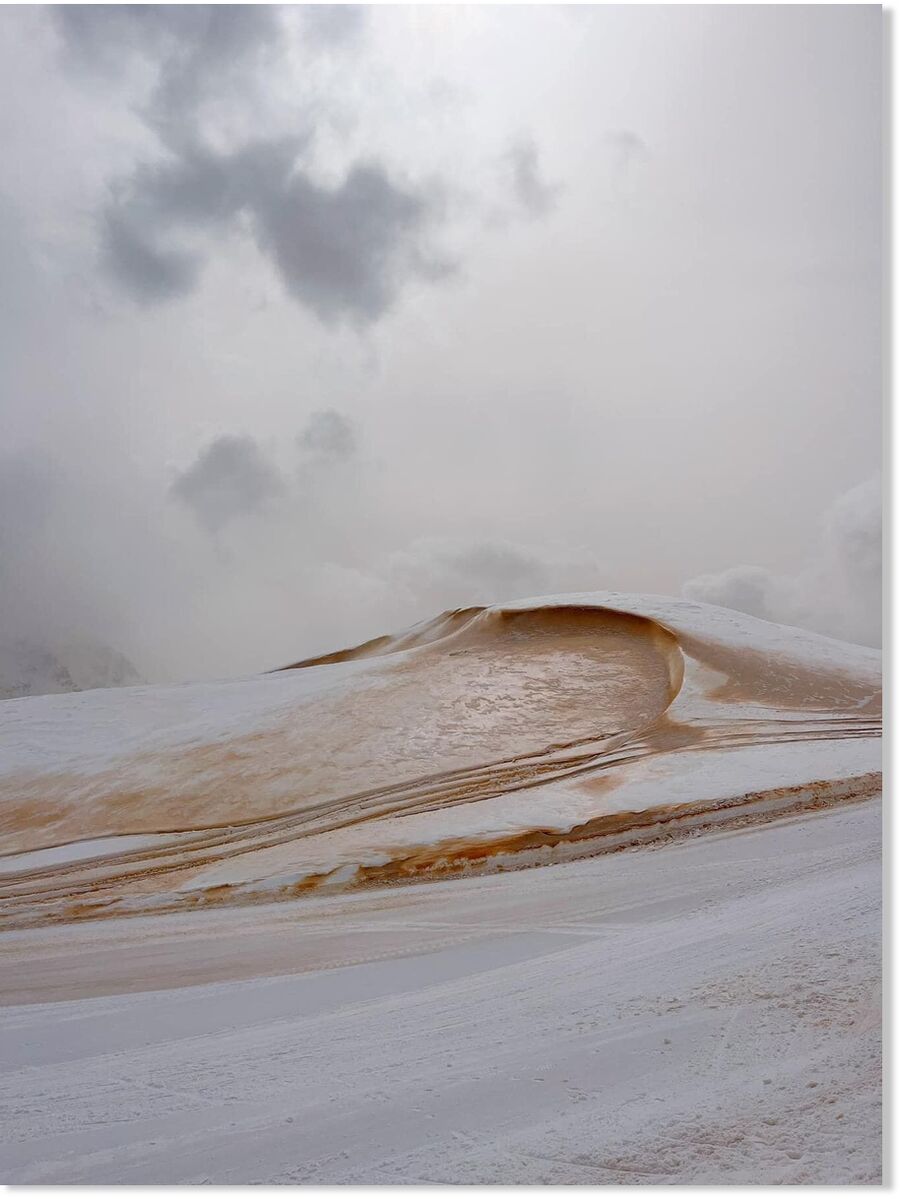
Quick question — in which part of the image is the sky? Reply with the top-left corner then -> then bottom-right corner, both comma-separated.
0,4 -> 883,682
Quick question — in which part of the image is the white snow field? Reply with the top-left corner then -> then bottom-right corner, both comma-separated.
0,593 -> 882,1183
0,801 -> 881,1184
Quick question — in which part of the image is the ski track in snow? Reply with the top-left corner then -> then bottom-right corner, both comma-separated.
0,799 -> 881,1185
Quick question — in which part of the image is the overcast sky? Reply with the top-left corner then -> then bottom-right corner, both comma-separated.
0,4 -> 882,680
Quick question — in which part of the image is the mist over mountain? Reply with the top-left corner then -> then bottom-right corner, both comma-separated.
0,638 -> 142,700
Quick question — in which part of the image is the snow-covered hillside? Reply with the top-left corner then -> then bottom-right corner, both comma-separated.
0,592 -> 881,1183
0,592 -> 880,923
0,799 -> 881,1184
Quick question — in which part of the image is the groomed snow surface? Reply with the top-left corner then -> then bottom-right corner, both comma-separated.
0,797 -> 881,1185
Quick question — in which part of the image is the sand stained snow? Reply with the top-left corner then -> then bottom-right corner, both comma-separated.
0,798 -> 881,1184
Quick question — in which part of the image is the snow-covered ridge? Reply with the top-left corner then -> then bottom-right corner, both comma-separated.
0,637 -> 142,701
0,592 -> 881,928
285,590 -> 881,682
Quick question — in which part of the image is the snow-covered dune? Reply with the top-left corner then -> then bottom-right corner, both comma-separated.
0,593 -> 881,928
0,593 -> 882,1183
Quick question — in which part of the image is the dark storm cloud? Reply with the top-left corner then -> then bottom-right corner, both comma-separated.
506,139 -> 561,219
299,411 -> 356,461
101,137 -> 443,322
170,435 -> 286,534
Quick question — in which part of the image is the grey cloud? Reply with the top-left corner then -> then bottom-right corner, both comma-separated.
683,476 -> 882,647
102,138 -> 442,322
146,7 -> 282,143
97,139 -> 284,302
104,138 -> 300,241
799,475 -> 882,646
506,139 -> 561,219
54,4 -> 361,146
252,163 -> 434,322
300,410 -> 356,460
682,564 -> 778,624
102,210 -> 201,302
53,5 -> 200,71
387,537 -> 599,613
54,5 -> 282,140
824,476 -> 881,584
170,435 -> 286,534
443,542 -> 551,599
54,4 -> 454,323
5,5 -> 877,685
301,5 -> 367,49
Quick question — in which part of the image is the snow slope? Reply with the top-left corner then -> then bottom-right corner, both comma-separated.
0,593 -> 881,926
0,593 -> 882,1183
0,799 -> 881,1184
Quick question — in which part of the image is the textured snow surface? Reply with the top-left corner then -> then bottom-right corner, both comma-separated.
0,593 -> 881,924
0,593 -> 882,1183
0,799 -> 881,1184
